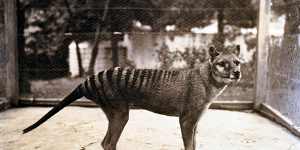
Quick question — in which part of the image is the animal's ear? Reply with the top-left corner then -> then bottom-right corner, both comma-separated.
234,45 -> 240,56
209,46 -> 219,61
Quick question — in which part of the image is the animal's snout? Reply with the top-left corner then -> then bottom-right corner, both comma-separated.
233,71 -> 241,79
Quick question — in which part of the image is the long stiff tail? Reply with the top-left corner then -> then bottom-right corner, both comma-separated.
23,86 -> 83,134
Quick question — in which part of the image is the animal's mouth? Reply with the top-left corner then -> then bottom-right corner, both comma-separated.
230,76 -> 240,80
213,71 -> 229,78
213,71 -> 240,80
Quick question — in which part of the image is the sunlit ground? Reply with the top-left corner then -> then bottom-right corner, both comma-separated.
0,107 -> 299,150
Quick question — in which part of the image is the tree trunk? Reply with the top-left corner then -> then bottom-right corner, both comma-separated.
213,9 -> 225,50
217,9 -> 224,40
87,25 -> 101,75
87,0 -> 110,75
111,33 -> 120,67
282,2 -> 300,47
75,40 -> 84,77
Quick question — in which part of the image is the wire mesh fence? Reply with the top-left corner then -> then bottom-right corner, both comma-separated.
266,0 -> 300,127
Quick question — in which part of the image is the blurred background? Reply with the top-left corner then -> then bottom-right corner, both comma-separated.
3,0 -> 259,100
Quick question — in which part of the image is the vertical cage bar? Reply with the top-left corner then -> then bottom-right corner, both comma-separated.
255,0 -> 271,108
4,0 -> 19,106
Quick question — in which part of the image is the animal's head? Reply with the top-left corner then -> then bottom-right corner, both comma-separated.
209,45 -> 242,85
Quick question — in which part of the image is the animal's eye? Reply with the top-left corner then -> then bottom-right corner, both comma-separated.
218,62 -> 226,67
233,60 -> 240,66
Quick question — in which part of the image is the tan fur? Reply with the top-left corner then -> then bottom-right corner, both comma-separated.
24,46 -> 241,150
97,46 -> 242,150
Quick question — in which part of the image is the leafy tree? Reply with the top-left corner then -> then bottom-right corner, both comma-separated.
18,0 -> 69,92
19,0 -> 160,76
86,0 -> 159,75
21,0 -> 68,55
19,0 -> 259,77
156,0 -> 258,49
270,0 -> 300,72
270,0 -> 300,53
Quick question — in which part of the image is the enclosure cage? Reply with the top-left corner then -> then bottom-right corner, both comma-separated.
0,0 -> 299,144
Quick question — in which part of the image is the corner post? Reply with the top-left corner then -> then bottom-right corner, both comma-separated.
255,0 -> 271,108
4,0 -> 19,106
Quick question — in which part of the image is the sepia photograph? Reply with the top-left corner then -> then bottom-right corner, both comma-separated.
0,0 -> 299,149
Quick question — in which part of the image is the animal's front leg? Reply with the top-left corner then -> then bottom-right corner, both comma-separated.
179,106 -> 207,150
179,113 -> 198,150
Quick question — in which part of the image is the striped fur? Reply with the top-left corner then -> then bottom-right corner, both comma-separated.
23,66 -> 202,133
23,46 -> 242,150
80,67 -> 181,104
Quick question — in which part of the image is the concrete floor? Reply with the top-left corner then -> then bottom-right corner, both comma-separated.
0,107 -> 299,150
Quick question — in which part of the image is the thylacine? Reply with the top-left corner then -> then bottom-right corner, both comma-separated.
23,46 -> 242,150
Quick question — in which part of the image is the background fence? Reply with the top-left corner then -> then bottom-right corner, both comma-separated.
265,0 -> 300,127
17,0 -> 258,102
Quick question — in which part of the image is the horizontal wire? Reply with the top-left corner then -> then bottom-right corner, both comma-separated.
13,7 -> 256,11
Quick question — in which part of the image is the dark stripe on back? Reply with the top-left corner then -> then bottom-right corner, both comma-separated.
137,69 -> 147,92
170,71 -> 175,82
131,69 -> 141,89
116,68 -> 124,96
144,69 -> 152,88
162,71 -> 168,83
116,68 -> 123,89
157,70 -> 163,83
167,71 -> 172,82
105,68 -> 118,98
89,75 -> 105,105
106,69 -> 114,88
89,75 -> 100,97
124,69 -> 132,89
150,69 -> 158,87
171,71 -> 179,82
84,80 -> 94,98
98,71 -> 109,101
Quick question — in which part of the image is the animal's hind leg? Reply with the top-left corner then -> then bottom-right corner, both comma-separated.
101,102 -> 129,150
